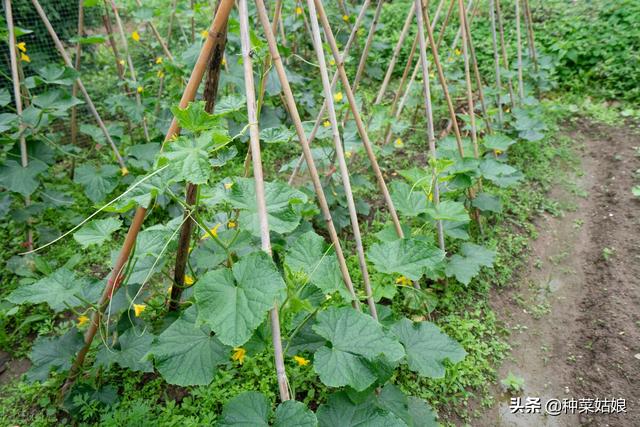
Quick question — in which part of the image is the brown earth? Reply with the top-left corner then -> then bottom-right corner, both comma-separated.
477,118 -> 640,426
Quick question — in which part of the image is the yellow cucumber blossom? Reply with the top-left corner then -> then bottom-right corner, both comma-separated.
334,91 -> 343,102
119,59 -> 125,66
77,315 -> 89,326
131,31 -> 140,42
17,42 -> 26,52
394,138 -> 404,148
323,120 -> 331,128
133,304 -> 146,317
495,149 -> 503,155
295,6 -> 302,15
201,30 -> 209,39
329,59 -> 335,66
20,53 -> 30,63
224,182 -> 234,190
395,276 -> 412,286
342,14 -> 350,22
201,223 -> 221,240
293,355 -> 310,366
137,86 -> 144,94
121,167 -> 129,176
455,48 -> 461,56
184,275 -> 195,286
232,347 -> 246,364
227,220 -> 237,229
157,70 -> 165,78
345,150 -> 352,158
155,56 -> 163,64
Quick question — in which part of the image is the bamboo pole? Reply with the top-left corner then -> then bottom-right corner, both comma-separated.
495,0 -> 516,108
306,0 -> 378,319
70,0 -> 84,148
134,0 -> 174,61
5,0 -> 32,251
351,0 -> 383,94
60,0 -> 236,397
107,0 -> 151,142
515,0 -> 524,101
314,0 -> 404,239
523,0 -> 537,73
238,0 -> 290,401
255,0 -> 361,310
446,0 -> 472,60
489,0 -> 503,126
287,0 -> 373,184
458,0 -> 478,159
102,2 -> 125,79
436,0 -> 455,49
414,0 -> 445,252
31,0 -> 127,172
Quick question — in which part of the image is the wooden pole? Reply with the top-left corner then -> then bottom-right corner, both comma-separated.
351,0 -> 383,94
255,0 -> 361,310
107,0 -> 151,142
489,0 -> 503,126
59,0 -> 236,397
238,0 -> 290,401
314,0 -> 404,239
306,0 -> 378,319
5,0 -> 33,251
523,0 -> 537,73
436,0 -> 455,49
515,0 -> 524,101
135,0 -> 174,61
414,0 -> 445,252
101,2 -> 125,79
458,0 -> 479,159
495,0 -> 516,108
70,0 -> 84,148
31,0 -> 127,172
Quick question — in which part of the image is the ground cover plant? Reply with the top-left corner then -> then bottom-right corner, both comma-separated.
1,0 -> 638,425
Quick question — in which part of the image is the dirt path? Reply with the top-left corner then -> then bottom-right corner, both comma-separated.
480,119 -> 640,426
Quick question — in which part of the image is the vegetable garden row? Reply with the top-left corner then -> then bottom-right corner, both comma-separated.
1,0 -> 551,424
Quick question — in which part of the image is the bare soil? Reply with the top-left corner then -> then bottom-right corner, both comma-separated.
479,119 -> 640,426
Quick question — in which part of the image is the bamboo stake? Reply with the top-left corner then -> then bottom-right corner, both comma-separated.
306,0 -> 377,319
255,0 -> 361,310
107,0 -> 151,142
135,0 -> 174,61
374,1 -> 415,105
495,0 -> 516,108
489,0 -> 503,126
436,0 -> 455,49
414,0 -> 445,252
446,0 -> 472,59
70,0 -> 84,148
523,0 -> 537,73
169,8 -> 228,312
458,0 -> 478,159
287,0 -> 373,184
314,0 -> 404,239
238,0 -> 290,401
102,2 -> 125,79
5,0 -> 32,251
60,0 -> 235,397
351,0 -> 383,94
515,0 -> 524,101
31,0 -> 127,172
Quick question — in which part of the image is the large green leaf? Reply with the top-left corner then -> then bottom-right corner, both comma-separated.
367,238 -> 445,281
74,164 -> 120,203
95,328 -> 154,373
471,193 -> 502,213
159,132 -> 217,185
390,181 -> 427,218
391,318 -> 466,378
195,251 -> 286,347
312,307 -> 404,390
260,125 -> 294,144
148,308 -> 228,386
218,391 -> 317,427
285,230 -> 349,299
73,217 -> 122,247
317,392 -> 405,427
378,384 -> 439,427
8,268 -> 100,312
227,178 -> 308,237
444,242 -> 496,285
170,101 -> 224,133
27,328 -> 84,382
479,159 -> 524,188
0,159 -> 48,197
483,134 -> 516,152
425,200 -> 470,223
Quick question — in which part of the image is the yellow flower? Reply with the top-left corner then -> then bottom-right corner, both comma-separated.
121,167 -> 129,176
428,192 -> 434,202
505,107 -> 510,113
342,14 -> 350,22
455,48 -> 461,56
329,59 -> 335,66
395,276 -> 412,286
345,150 -> 352,158
131,31 -> 140,42
232,347 -> 246,364
495,149 -> 503,155
201,29 -> 209,39
394,138 -> 404,148
20,53 -> 30,63
334,91 -> 343,102
293,355 -> 310,366
157,70 -> 165,78
133,304 -> 146,317
323,120 -> 331,128
184,275 -> 195,286
155,56 -> 163,64
221,57 -> 226,66
77,315 -> 89,326
119,59 -> 125,66
447,57 -> 454,63
227,220 -> 237,229
17,42 -> 26,52
295,6 -> 302,15
224,182 -> 234,190
201,223 -> 221,240
429,71 -> 435,78
137,86 -> 144,94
